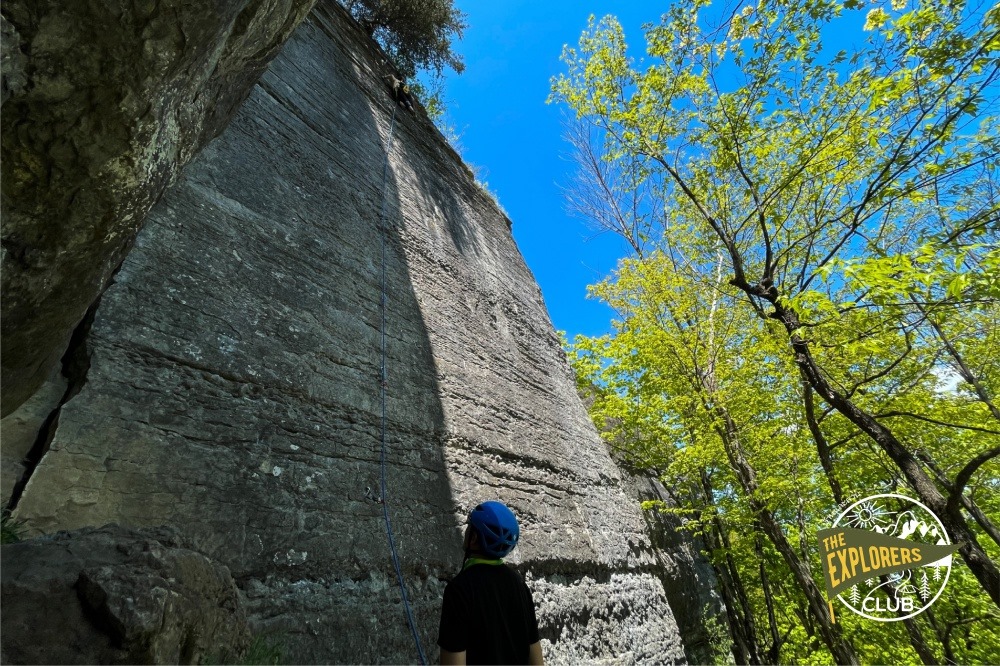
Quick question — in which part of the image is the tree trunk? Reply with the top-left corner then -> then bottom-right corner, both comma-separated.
899,607 -> 940,665
700,473 -> 763,665
802,381 -> 845,505
754,528 -> 785,663
917,450 -> 1000,549
709,402 -> 860,665
775,303 -> 1000,609
924,311 -> 1000,422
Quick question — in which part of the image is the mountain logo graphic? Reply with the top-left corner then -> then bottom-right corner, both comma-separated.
817,494 -> 958,622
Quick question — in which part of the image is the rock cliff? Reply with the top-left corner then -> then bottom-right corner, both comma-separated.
1,0 -> 317,415
627,474 -> 728,665
6,3 -> 688,663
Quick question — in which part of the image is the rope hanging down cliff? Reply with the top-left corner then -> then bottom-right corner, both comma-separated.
377,104 -> 428,666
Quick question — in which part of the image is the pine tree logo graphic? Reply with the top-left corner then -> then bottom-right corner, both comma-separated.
818,494 -> 956,622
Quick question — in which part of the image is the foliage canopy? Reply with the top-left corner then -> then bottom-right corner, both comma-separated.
552,0 -> 1000,662
343,0 -> 466,79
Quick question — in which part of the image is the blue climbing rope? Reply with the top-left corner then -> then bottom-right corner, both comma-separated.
378,104 -> 428,666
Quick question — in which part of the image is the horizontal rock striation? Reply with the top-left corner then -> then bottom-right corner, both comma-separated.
627,473 -> 728,664
10,3 -> 687,663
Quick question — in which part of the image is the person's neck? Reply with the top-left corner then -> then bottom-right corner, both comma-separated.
463,551 -> 503,570
465,552 -> 497,560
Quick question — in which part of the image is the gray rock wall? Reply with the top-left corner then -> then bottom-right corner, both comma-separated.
626,474 -> 729,664
10,3 -> 686,663
1,0 -> 317,415
1,525 -> 249,665
0,369 -> 65,504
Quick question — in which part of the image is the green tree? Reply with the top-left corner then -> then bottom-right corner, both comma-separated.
553,0 -> 999,604
572,248 -> 999,663
343,0 -> 466,79
575,250 -> 862,663
554,0 -> 1000,662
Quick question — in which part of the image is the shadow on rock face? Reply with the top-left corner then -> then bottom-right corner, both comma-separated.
1,524 -> 249,665
4,3 -> 691,664
0,0 -> 317,417
8,4 -> 463,663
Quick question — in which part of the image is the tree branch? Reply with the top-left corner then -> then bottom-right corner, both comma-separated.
874,411 -> 1000,436
948,446 -> 1000,514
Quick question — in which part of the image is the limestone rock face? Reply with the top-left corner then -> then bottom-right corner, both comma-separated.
0,525 -> 248,665
0,0 -> 317,415
0,15 -> 28,105
0,369 -> 66,505
627,474 -> 728,664
10,3 -> 687,664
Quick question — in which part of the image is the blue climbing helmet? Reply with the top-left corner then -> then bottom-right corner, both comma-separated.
468,501 -> 520,558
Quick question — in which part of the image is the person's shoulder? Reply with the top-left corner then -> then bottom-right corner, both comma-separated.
501,562 -> 524,576
502,564 -> 535,595
500,563 -> 530,585
444,567 -> 475,593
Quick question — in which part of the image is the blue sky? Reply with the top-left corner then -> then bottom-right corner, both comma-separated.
431,1 -> 664,342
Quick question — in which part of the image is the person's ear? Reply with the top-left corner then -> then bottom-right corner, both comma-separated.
462,525 -> 472,549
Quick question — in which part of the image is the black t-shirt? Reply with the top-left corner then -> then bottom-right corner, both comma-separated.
437,562 -> 540,665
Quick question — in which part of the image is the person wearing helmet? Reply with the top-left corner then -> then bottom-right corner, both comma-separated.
438,501 -> 543,665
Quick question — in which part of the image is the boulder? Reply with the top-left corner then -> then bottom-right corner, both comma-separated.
0,524 -> 249,664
